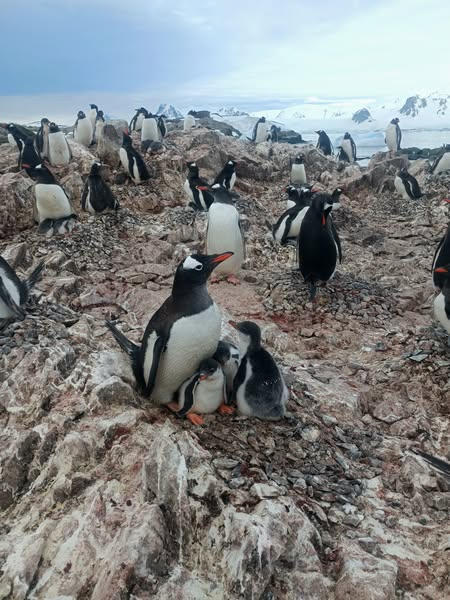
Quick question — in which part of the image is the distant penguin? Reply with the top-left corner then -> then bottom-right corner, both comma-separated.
268,124 -> 280,142
297,193 -> 342,300
213,160 -> 237,190
130,107 -> 147,132
433,265 -> 450,336
19,138 -> 40,177
432,216 -> 450,289
157,115 -> 166,139
316,130 -> 333,155
290,155 -> 307,186
431,144 -> 450,175
213,339 -> 240,401
93,110 -> 105,144
119,132 -> 150,183
34,165 -> 77,234
385,118 -> 401,152
74,111 -> 93,146
252,116 -> 267,143
339,132 -> 357,162
81,162 -> 119,214
230,320 -> 288,420
184,162 -> 214,211
105,252 -> 234,404
184,113 -> 196,131
0,257 -> 44,324
35,118 -> 50,159
48,122 -> 71,166
88,104 -> 98,129
394,168 -> 423,200
141,112 -> 160,143
206,185 -> 245,281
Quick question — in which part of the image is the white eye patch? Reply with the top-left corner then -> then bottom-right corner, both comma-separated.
324,202 -> 333,210
183,256 -> 203,270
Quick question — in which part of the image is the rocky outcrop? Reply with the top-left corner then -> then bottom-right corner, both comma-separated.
352,108 -> 372,124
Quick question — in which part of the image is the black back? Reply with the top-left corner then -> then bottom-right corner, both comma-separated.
316,130 -> 332,155
398,169 -> 422,199
82,163 -> 119,213
122,133 -> 150,181
433,223 -> 450,288
213,160 -> 236,189
20,138 -> 40,176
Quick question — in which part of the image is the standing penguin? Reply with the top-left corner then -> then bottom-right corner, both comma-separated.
183,162 -> 214,211
230,320 -> 288,420
290,155 -> 307,186
74,111 -> 94,146
35,118 -> 50,159
19,138 -> 40,177
4,123 -> 33,149
433,265 -> 450,337
34,165 -> 77,234
184,113 -> 196,131
213,339 -> 240,401
385,118 -> 401,152
88,104 -> 98,129
268,124 -> 280,143
81,162 -> 119,214
285,184 -> 313,210
206,185 -> 245,283
252,116 -> 267,143
105,252 -> 234,404
316,130 -> 333,155
119,132 -> 150,184
297,193 -> 342,300
272,201 -> 310,246
339,132 -> 357,162
0,257 -> 45,325
48,122 -> 72,166
394,168 -> 423,200
431,144 -> 450,175
93,110 -> 105,144
157,115 -> 166,139
432,208 -> 450,289
213,160 -> 237,190
141,112 -> 160,143
129,107 -> 147,132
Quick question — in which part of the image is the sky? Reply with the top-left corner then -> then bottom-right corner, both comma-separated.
1,0 -> 449,120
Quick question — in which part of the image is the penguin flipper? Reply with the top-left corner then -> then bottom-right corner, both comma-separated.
330,220 -> 343,262
0,278 -> 26,320
177,376 -> 198,417
25,261 -> 45,294
142,334 -> 167,398
105,320 -> 140,358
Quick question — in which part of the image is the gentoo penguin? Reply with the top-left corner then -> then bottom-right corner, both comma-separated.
285,184 -> 313,210
297,193 -> 342,300
174,358 -> 231,425
47,122 -> 71,166
268,124 -> 280,143
206,184 -> 245,283
88,104 -> 98,129
35,118 -> 50,159
19,138 -> 40,177
157,115 -> 166,139
252,116 -> 267,143
316,130 -> 333,155
433,265 -> 450,336
431,144 -> 450,175
339,132 -> 357,162
93,110 -> 105,144
81,162 -> 119,214
184,113 -> 196,131
385,118 -> 401,152
213,160 -> 237,190
129,107 -> 147,132
141,112 -> 160,144
272,201 -> 310,246
394,168 -> 423,200
5,123 -> 33,149
74,110 -> 93,146
105,252 -> 234,404
0,257 -> 44,324
119,132 -> 151,183
213,339 -> 240,401
432,212 -> 450,289
183,162 -> 214,211
290,155 -> 307,186
34,165 -> 77,234
230,320 -> 288,420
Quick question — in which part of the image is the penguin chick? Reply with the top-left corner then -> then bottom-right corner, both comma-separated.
184,162 -> 214,211
0,257 -> 44,324
184,113 -> 196,131
35,118 -> 50,159
81,162 -> 119,214
252,116 -> 267,143
290,155 -> 307,186
316,130 -> 333,155
74,110 -> 93,147
34,165 -> 77,234
230,320 -> 288,420
433,265 -> 450,336
119,132 -> 150,184
47,122 -> 72,166
213,340 -> 240,401
213,160 -> 237,190
339,132 -> 357,162
394,168 -> 423,200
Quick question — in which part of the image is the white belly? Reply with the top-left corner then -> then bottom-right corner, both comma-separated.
48,132 -> 71,165
255,122 -> 267,143
206,204 -> 244,274
341,139 -> 354,161
35,184 -> 72,221
183,179 -> 194,202
291,164 -> 306,185
394,176 -> 409,200
434,153 -> 450,175
144,303 -> 222,405
434,293 -> 450,334
228,171 -> 236,190
135,114 -> 144,131
119,147 -> 129,172
84,190 -> 96,214
274,208 -> 306,243
179,371 -> 224,414
8,134 -> 18,149
184,115 -> 196,130
74,119 -> 93,146
286,200 -> 296,210
0,268 -> 21,319
95,120 -> 105,142
141,118 -> 159,142
385,125 -> 398,151
88,110 -> 97,128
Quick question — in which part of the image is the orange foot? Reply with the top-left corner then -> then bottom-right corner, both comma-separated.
166,402 -> 179,413
210,275 -> 220,284
186,413 -> 204,426
218,403 -> 235,415
226,275 -> 240,285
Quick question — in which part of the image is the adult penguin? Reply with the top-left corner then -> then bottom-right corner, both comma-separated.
88,104 -> 98,129
431,144 -> 450,175
129,107 -> 147,132
157,115 -> 166,139
272,201 -> 310,246
183,162 -> 214,211
394,168 -> 423,200
184,113 -> 196,131
268,124 -> 281,143
0,257 -> 45,325
432,204 -> 450,289
74,110 -> 93,146
290,155 -> 307,186
206,184 -> 245,283
19,138 -> 40,178
213,159 -> 237,190
433,265 -> 450,336
316,130 -> 333,156
339,132 -> 357,162
297,193 -> 342,300
105,252 -> 234,405
47,122 -> 72,166
35,118 -> 50,159
285,184 -> 313,210
93,110 -> 105,144
119,132 -> 151,184
81,162 -> 119,214
385,118 -> 401,152
33,165 -> 77,234
252,116 -> 267,143
4,123 -> 34,149
141,111 -> 160,143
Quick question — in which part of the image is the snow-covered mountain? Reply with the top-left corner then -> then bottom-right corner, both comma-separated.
156,103 -> 183,119
215,107 -> 249,117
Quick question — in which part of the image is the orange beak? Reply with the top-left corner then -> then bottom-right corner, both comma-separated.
196,185 -> 209,191
443,198 -> 450,203
322,214 -> 326,226
435,267 -> 449,273
211,252 -> 234,264
199,374 -> 208,381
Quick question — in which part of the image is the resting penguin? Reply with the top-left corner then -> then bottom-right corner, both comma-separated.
119,132 -> 151,184
35,118 -> 50,159
48,122 -> 72,166
252,116 -> 267,143
141,112 -> 160,144
433,265 -> 450,337
316,130 -> 333,155
213,160 -> 237,190
206,184 -> 245,283
230,320 -> 288,420
88,103 -> 98,129
385,118 -> 401,152
174,358 -> 232,425
394,168 -> 423,200
129,107 -> 147,132
19,138 -> 40,178
339,132 -> 357,162
81,162 -> 119,214
183,162 -> 214,211
0,257 -> 44,325
297,193 -> 342,300
432,207 -> 450,289
184,113 -> 196,131
105,252 -> 234,404
431,144 -> 450,175
74,111 -> 93,146
93,110 -> 105,144
290,155 -> 307,186
34,165 -> 77,234
213,339 -> 240,401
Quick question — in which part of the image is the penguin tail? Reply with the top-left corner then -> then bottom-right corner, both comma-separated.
105,320 -> 139,358
412,449 -> 450,477
25,260 -> 45,292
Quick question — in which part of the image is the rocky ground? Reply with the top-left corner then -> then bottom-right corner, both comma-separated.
0,127 -> 449,600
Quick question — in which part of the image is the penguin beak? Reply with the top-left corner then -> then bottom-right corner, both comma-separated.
435,267 -> 449,273
228,320 -> 238,329
199,374 -> 209,381
196,186 -> 209,191
322,214 -> 326,226
442,198 -> 450,203
211,252 -> 234,264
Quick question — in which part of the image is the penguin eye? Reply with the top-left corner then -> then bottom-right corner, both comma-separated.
194,264 -> 203,271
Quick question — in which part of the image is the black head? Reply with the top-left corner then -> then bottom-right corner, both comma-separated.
294,154 -> 304,164
173,253 -> 234,291
137,107 -> 148,115
90,161 -> 102,175
315,130 -> 323,135
391,118 -> 400,125
77,111 -> 86,119
260,116 -> 266,122
34,164 -> 57,184
96,110 -> 104,119
310,193 -> 334,220
397,167 -> 408,178
213,340 -> 231,365
90,104 -> 98,110
41,118 -> 50,126
210,184 -> 234,204
198,358 -> 221,380
188,110 -> 195,116
7,123 -> 16,132
229,320 -> 261,350
49,122 -> 59,133
343,132 -> 351,139
187,162 -> 199,176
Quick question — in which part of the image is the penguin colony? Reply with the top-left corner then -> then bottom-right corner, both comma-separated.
1,108 -> 450,426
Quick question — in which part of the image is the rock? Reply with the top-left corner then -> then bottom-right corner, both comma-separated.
0,172 -> 35,237
97,124 -> 121,166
